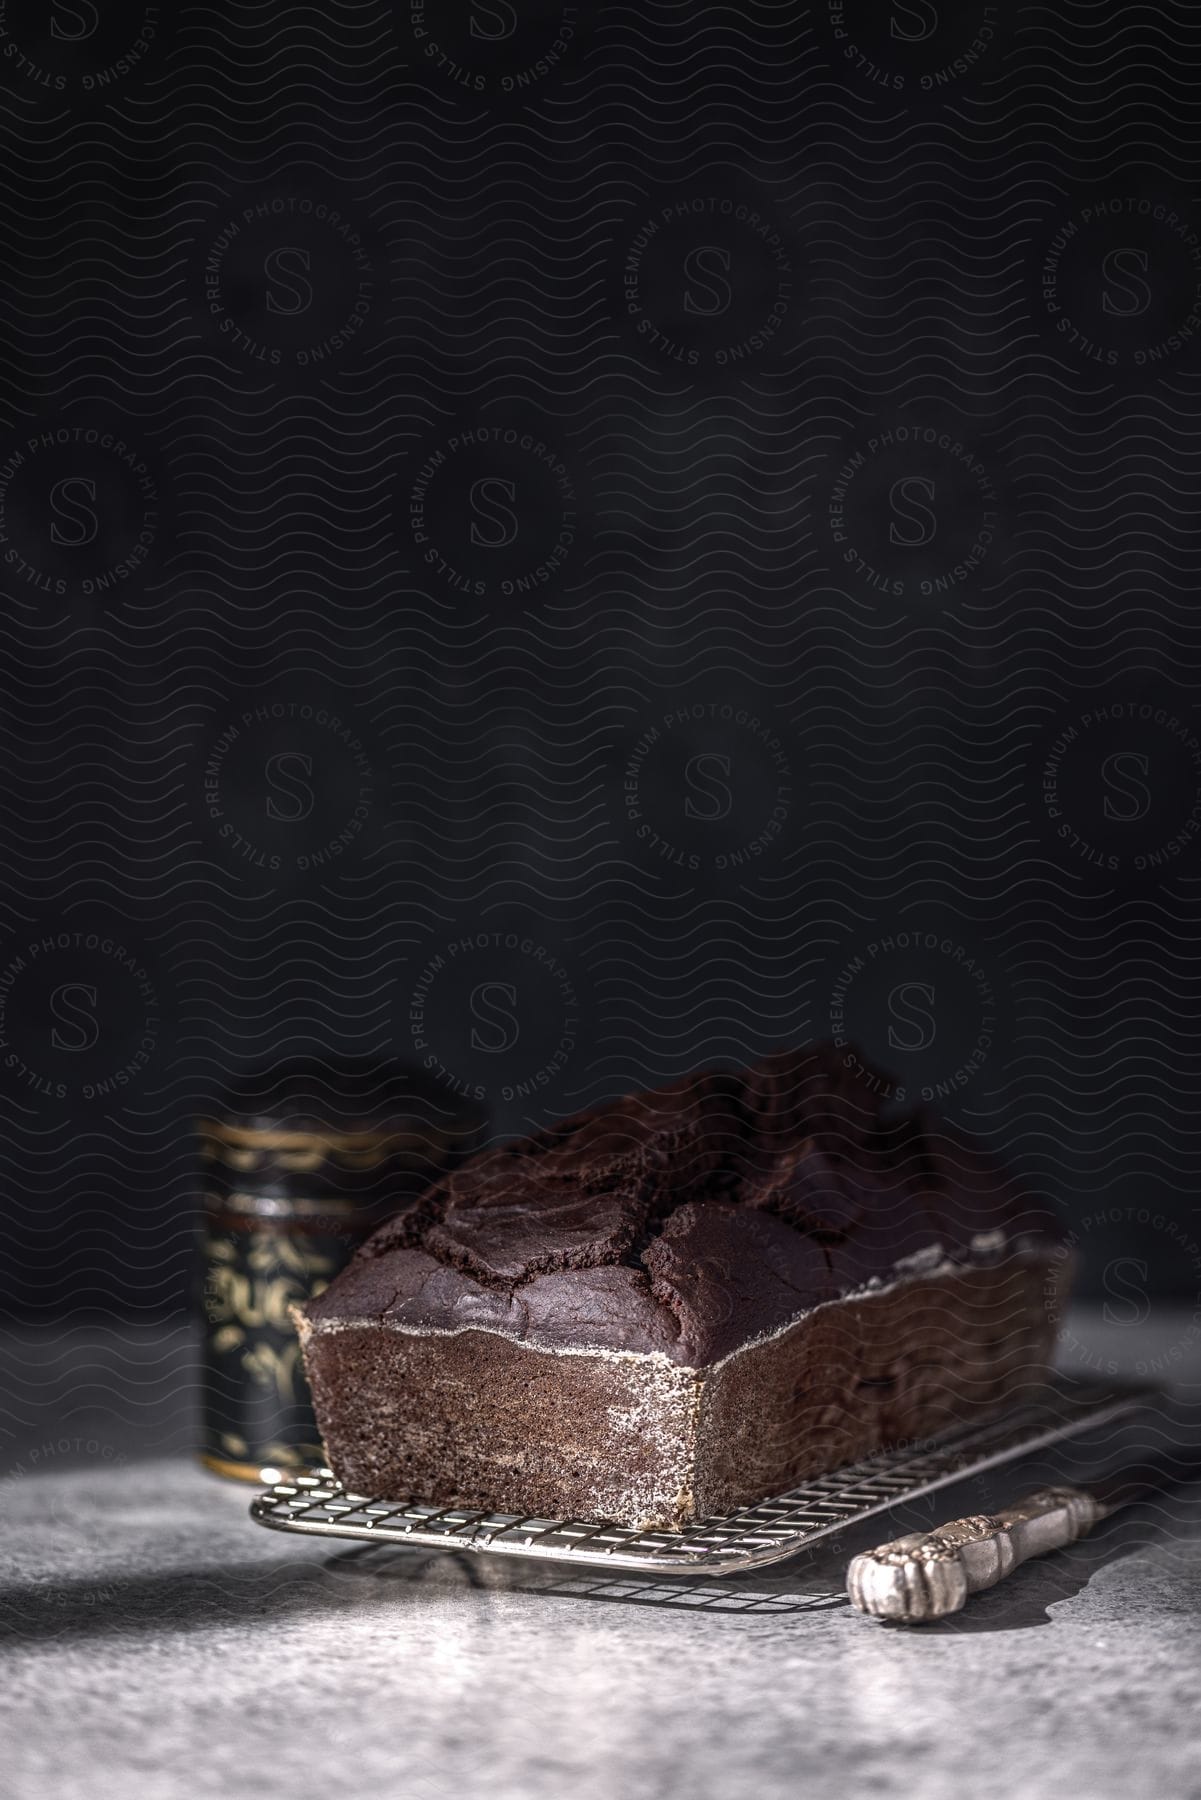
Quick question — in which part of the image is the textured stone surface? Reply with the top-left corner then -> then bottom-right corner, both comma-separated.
0,1309 -> 1198,1800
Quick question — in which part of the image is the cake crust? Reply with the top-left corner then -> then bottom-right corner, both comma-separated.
298,1046 -> 1067,1527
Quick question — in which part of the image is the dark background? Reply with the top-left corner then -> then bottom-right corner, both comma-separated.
2,0 -> 1200,1318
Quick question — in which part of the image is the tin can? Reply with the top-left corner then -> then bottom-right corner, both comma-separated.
196,1060 -> 486,1481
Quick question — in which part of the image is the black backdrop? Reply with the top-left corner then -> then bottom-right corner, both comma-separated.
2,1 -> 1200,1323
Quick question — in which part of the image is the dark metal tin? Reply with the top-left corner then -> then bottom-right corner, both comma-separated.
196,1059 -> 486,1480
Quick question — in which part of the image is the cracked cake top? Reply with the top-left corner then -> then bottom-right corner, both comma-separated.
303,1044 -> 1061,1367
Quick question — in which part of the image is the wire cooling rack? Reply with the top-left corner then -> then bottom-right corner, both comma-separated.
249,1378 -> 1153,1576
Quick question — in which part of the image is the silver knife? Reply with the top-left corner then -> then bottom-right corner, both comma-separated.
847,1456 -> 1193,1624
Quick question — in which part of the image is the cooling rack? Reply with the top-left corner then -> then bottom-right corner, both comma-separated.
249,1377 -> 1154,1576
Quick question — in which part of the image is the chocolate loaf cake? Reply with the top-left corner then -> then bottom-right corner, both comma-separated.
296,1047 -> 1069,1528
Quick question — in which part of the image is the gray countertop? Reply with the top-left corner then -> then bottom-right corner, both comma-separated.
2,1310 -> 1199,1800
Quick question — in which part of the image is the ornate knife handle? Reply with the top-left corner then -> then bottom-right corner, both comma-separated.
846,1486 -> 1103,1623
